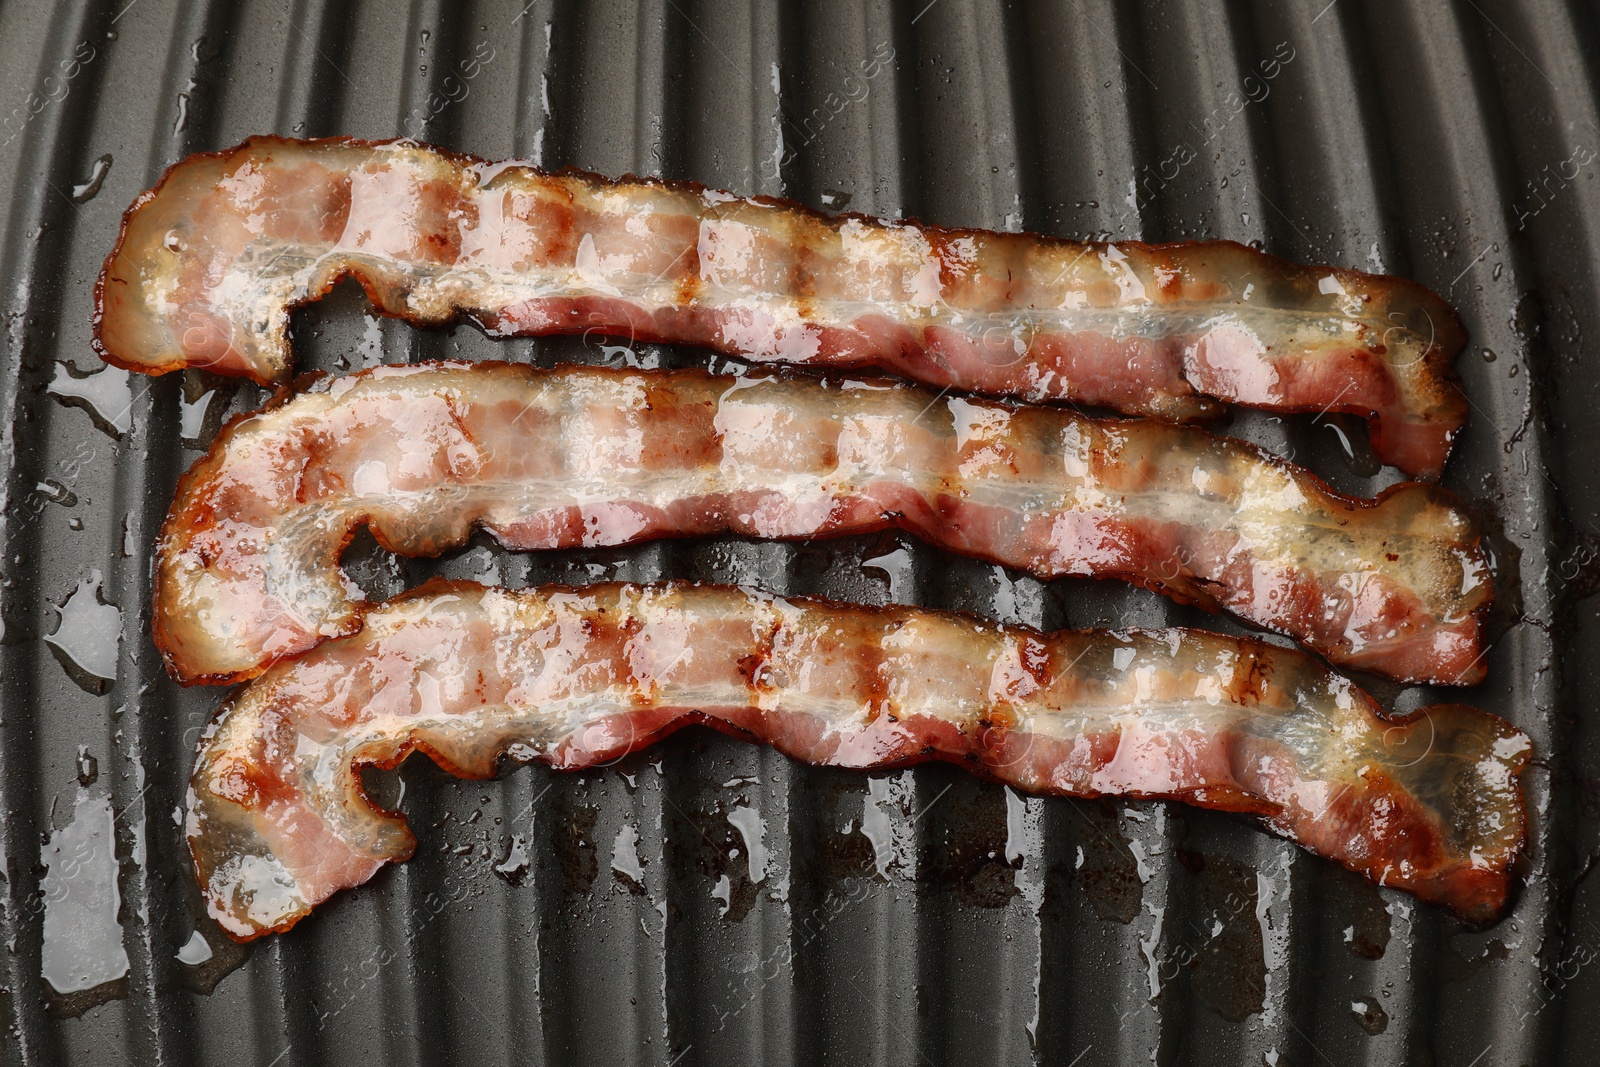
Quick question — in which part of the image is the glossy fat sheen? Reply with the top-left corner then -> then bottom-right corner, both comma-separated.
96,136 -> 1469,478
155,363 -> 1491,687
185,581 -> 1529,940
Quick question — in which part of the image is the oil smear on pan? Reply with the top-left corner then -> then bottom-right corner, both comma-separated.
39,790 -> 129,998
44,571 -> 122,695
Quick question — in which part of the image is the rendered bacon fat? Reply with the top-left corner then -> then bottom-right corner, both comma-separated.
156,362 -> 1491,687
186,581 -> 1528,939
97,136 -> 1468,478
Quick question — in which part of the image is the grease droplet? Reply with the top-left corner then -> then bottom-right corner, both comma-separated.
76,746 -> 97,787
1350,998 -> 1389,1035
180,388 -> 219,442
47,361 -> 133,438
726,804 -> 767,885
176,930 -> 213,966
41,792 -> 129,995
862,546 -> 915,603
711,872 -> 732,917
494,833 -> 530,885
45,571 -> 122,693
71,154 -> 113,203
611,822 -> 645,888
36,478 -> 77,508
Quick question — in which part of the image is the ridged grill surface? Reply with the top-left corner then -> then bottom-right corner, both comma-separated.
1,1 -> 1598,1064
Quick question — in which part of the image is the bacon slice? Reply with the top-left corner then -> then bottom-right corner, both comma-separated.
95,136 -> 1469,478
155,362 -> 1491,687
185,581 -> 1528,939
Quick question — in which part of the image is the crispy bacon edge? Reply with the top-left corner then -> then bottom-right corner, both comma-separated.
93,135 -> 1470,478
184,580 -> 1529,940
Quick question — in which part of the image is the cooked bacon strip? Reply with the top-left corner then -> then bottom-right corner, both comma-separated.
156,362 -> 1491,687
96,136 -> 1468,478
185,581 -> 1528,939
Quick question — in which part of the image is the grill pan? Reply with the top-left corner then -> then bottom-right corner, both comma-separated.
1,1 -> 1597,1063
